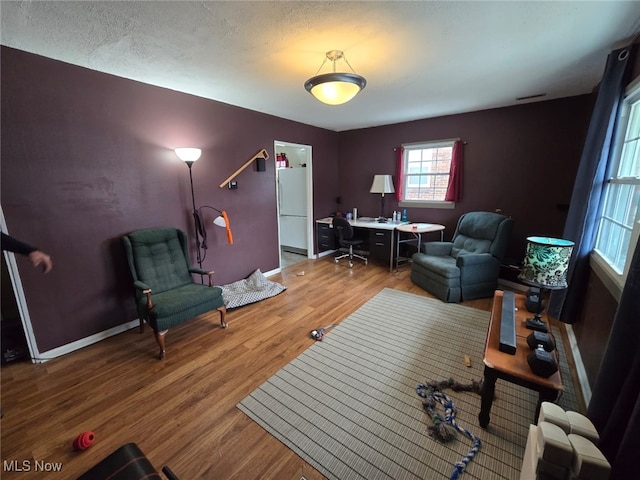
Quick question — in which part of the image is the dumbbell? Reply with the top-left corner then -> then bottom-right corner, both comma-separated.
527,331 -> 558,377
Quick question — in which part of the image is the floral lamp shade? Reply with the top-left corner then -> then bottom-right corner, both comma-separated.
518,236 -> 575,289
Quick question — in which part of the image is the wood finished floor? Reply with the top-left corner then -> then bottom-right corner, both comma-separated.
0,256 -> 583,480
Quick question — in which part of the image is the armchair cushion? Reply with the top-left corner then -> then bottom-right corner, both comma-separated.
413,253 -> 459,279
136,283 -> 223,330
128,228 -> 193,294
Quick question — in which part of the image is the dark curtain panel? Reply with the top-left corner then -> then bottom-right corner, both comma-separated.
587,241 -> 640,479
549,46 -> 635,322
395,146 -> 404,202
444,140 -> 463,202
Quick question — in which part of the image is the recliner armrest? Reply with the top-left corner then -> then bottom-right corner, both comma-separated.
456,253 -> 498,267
422,242 -> 454,256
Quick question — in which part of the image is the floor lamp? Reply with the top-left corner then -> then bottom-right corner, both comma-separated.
518,236 -> 574,332
175,148 -> 232,270
370,174 -> 395,223
175,148 -> 205,269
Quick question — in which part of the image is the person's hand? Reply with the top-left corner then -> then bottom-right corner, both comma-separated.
28,250 -> 53,274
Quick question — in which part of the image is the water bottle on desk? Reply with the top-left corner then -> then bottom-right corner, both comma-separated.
401,209 -> 408,222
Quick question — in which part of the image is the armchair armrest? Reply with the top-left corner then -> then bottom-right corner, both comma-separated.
189,267 -> 215,287
133,280 -> 154,311
133,280 -> 152,292
422,242 -> 454,256
188,267 -> 209,275
457,253 -> 501,285
456,253 -> 498,267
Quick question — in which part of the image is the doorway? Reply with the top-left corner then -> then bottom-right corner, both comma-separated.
0,206 -> 40,364
274,141 -> 313,268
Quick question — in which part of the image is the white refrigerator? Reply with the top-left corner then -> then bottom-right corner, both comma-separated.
278,167 -> 308,253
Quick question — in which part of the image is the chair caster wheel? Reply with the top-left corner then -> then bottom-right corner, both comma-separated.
334,259 -> 339,264
349,262 -> 353,268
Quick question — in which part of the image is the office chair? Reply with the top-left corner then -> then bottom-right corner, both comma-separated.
333,217 -> 368,268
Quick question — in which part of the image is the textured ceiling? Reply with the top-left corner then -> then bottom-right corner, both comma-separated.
2,1 -> 640,132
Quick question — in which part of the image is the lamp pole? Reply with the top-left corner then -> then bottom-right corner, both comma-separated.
185,161 -> 202,269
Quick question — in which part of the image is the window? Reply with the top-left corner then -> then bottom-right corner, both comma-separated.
593,81 -> 640,289
399,139 -> 456,208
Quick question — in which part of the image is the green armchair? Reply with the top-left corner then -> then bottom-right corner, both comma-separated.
410,211 -> 514,303
123,227 -> 226,359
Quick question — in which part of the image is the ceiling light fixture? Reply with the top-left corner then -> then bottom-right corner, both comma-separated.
304,50 -> 366,105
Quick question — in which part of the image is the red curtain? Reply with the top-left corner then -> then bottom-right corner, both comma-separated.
395,146 -> 404,202
444,140 -> 463,202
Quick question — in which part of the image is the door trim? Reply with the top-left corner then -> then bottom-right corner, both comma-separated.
274,141 -> 313,267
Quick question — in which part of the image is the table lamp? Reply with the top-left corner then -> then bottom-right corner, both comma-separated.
370,174 -> 395,223
518,236 -> 574,332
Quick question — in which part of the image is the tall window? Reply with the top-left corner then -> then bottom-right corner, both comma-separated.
594,82 -> 640,282
400,140 -> 455,206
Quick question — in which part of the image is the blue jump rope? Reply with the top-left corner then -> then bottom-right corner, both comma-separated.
416,380 -> 482,480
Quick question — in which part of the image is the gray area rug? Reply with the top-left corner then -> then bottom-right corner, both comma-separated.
237,288 -> 578,480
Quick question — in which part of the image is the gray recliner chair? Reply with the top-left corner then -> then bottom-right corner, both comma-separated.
410,211 -> 514,302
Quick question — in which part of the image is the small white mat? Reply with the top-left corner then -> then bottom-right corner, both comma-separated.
220,269 -> 286,309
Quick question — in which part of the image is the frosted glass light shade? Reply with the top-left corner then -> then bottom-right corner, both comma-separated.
213,216 -> 226,228
304,50 -> 366,105
175,148 -> 202,162
305,73 -> 365,105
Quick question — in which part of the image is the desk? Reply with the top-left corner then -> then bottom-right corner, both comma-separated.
479,290 -> 563,428
316,217 -> 405,272
395,223 -> 445,271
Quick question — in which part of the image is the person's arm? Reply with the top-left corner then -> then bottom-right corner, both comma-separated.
1,232 -> 36,255
1,232 -> 53,273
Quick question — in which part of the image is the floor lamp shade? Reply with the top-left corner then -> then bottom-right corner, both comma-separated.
175,148 -> 202,163
518,236 -> 574,289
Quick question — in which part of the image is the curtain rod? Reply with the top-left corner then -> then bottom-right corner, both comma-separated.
394,139 -> 467,150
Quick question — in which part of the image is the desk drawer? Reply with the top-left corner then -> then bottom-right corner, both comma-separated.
316,223 -> 335,252
369,230 -> 392,260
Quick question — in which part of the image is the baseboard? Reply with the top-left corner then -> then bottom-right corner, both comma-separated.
32,319 -> 140,363
316,249 -> 336,259
281,246 -> 307,255
565,323 -> 592,406
263,267 -> 281,277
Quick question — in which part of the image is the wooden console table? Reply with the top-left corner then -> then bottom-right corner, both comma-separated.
478,290 -> 563,428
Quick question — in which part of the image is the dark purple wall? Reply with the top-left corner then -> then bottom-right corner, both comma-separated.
338,95 -> 595,261
1,46 -> 339,352
1,46 -> 596,354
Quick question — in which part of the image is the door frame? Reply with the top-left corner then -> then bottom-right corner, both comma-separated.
0,205 -> 41,362
274,140 -> 314,267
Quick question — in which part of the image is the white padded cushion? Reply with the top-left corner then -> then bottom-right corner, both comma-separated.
539,402 -> 571,434
537,421 -> 574,468
568,434 -> 610,480
566,411 -> 600,445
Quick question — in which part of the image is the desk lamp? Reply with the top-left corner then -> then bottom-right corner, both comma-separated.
518,236 -> 574,332
370,174 -> 395,223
